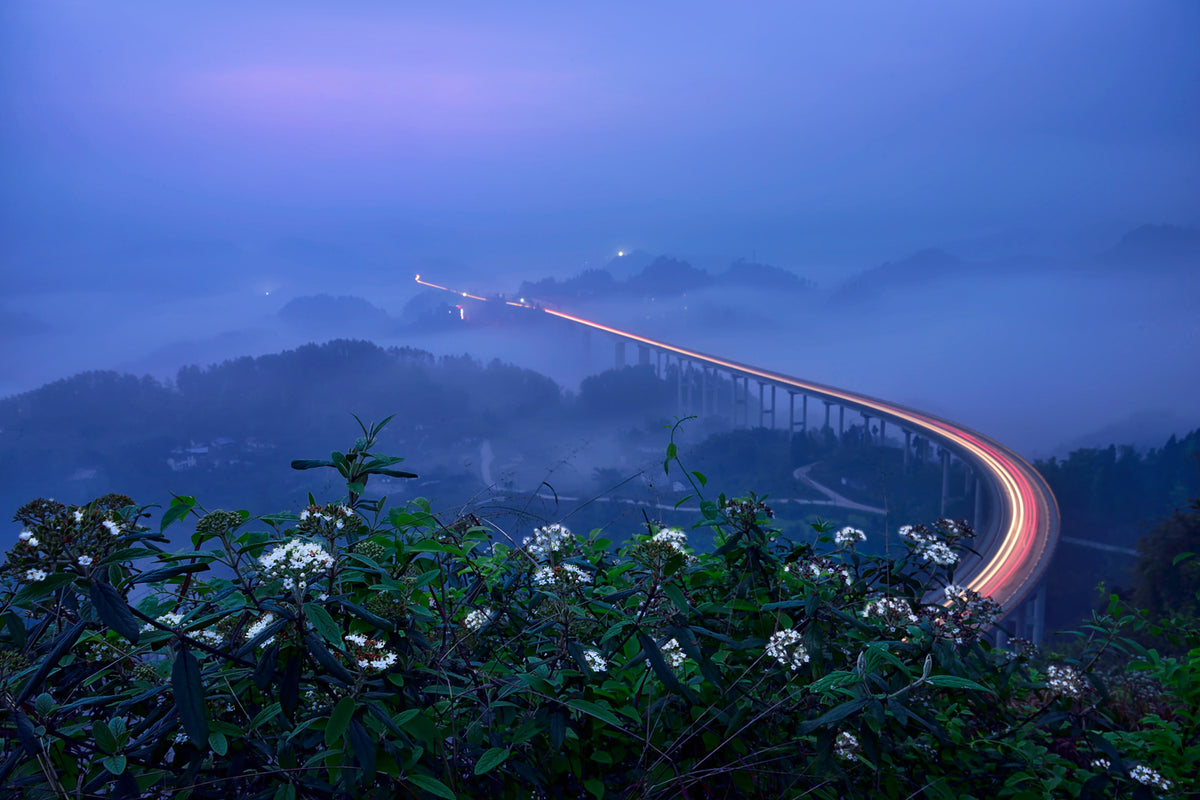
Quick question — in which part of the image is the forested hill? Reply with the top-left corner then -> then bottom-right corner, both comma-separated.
0,341 -> 681,526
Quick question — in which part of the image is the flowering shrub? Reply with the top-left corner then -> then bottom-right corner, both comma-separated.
0,419 -> 1194,799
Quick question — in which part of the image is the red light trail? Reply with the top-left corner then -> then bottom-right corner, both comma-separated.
413,276 -> 1060,610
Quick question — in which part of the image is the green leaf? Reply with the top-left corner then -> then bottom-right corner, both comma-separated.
172,647 -> 209,746
304,603 -> 341,646
160,496 -> 196,533
473,747 -> 509,776
13,572 -> 77,605
4,611 -> 27,648
799,697 -> 869,734
34,693 -> 54,717
102,755 -> 127,775
370,468 -> 419,479
133,562 -> 210,586
923,674 -> 993,693
303,632 -> 354,684
565,698 -> 623,728
691,470 -> 707,487
584,777 -> 605,799
346,719 -> 377,781
290,459 -> 334,471
15,619 -> 86,705
208,731 -> 228,756
325,696 -> 357,748
409,773 -> 457,799
89,581 -> 139,644
93,719 -> 119,754
662,583 -> 690,614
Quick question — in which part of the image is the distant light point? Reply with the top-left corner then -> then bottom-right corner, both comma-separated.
617,250 -> 624,257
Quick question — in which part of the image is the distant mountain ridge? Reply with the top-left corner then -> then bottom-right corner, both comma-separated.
516,256 -> 814,304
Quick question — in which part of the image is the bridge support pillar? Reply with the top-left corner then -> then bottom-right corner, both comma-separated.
788,391 -> 798,432
862,412 -> 873,443
879,418 -> 886,444
823,401 -> 832,431
839,405 -> 845,438
802,394 -> 808,433
904,430 -> 912,467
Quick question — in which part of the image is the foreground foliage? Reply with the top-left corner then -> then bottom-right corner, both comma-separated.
1,419 -> 1195,799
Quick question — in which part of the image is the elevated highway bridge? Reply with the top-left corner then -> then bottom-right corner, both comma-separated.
414,277 -> 1060,627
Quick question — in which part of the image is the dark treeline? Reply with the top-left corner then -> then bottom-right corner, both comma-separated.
1035,431 -> 1200,634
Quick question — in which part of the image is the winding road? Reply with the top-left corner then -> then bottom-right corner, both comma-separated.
415,276 -> 1061,612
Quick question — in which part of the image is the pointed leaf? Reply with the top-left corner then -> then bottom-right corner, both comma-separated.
304,603 -> 341,646
172,647 -> 209,745
409,773 -> 457,799
15,620 -> 87,705
325,696 -> 357,748
290,459 -> 335,471
474,747 -> 509,776
89,581 -> 139,644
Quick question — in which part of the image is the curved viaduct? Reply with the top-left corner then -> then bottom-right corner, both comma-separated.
414,277 -> 1060,616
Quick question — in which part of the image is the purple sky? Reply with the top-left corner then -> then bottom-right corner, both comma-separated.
3,1 -> 1197,284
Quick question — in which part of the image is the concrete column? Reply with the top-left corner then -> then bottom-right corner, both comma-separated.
904,430 -> 912,468
1031,583 -> 1046,645
838,406 -> 845,438
758,382 -> 765,428
802,395 -> 808,433
615,341 -> 626,368
788,391 -> 796,432
823,401 -> 832,430
940,449 -> 951,516
770,385 -> 777,429
879,418 -> 886,444
862,412 -> 873,443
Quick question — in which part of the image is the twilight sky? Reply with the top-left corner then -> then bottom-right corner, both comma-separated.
3,1 -> 1197,284
1,1 -> 1198,454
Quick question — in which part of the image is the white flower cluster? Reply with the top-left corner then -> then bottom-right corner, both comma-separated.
18,531 -> 39,548
463,608 -> 494,632
1045,664 -> 1089,699
101,520 -> 123,536
1090,758 -> 1110,770
648,638 -> 688,670
1129,764 -> 1172,791
24,568 -> 47,583
245,612 -> 277,646
834,731 -> 859,760
899,525 -> 959,567
765,629 -> 810,671
522,523 -> 577,562
299,504 -> 354,530
834,526 -> 866,547
784,558 -> 853,587
651,528 -> 688,553
259,539 -> 335,591
532,563 -> 592,588
932,584 -> 1002,645
583,648 -> 608,673
862,596 -> 919,631
344,632 -> 398,671
142,611 -> 186,632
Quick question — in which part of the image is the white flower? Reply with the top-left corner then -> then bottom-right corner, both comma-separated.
917,541 -> 958,567
765,629 -> 810,671
862,596 -> 919,631
1045,664 -> 1088,699
1090,758 -> 1110,770
647,638 -> 687,670
101,520 -> 122,536
1129,764 -> 1171,791
345,632 -> 368,646
834,731 -> 859,760
651,528 -> 689,552
834,526 -> 866,547
464,609 -> 492,632
522,523 -> 577,562
18,530 -> 33,541
532,563 -> 592,588
73,510 -> 84,522
77,555 -> 94,567
245,613 -> 277,646
583,648 -> 608,673
25,536 -> 40,548
24,568 -> 48,582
